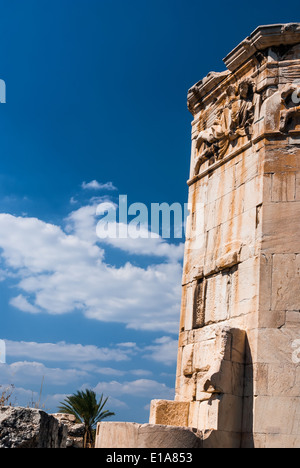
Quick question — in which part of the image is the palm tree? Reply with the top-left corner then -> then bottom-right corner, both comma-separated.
58,389 -> 115,448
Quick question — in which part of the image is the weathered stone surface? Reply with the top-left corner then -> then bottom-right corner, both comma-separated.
150,23 -> 300,449
0,407 -> 67,448
52,413 -> 85,448
149,400 -> 189,427
223,24 -> 300,72
95,422 -> 202,448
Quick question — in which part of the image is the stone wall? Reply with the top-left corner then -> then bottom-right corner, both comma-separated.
150,23 -> 300,449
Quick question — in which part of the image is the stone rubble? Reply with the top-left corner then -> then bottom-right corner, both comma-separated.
0,406 -> 67,448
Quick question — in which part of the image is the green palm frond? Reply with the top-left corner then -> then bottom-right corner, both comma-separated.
58,389 -> 115,447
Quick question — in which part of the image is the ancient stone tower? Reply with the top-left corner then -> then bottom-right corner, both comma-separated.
149,23 -> 300,448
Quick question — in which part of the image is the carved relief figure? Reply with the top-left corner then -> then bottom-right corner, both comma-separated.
280,82 -> 300,133
194,80 -> 255,175
230,80 -> 254,137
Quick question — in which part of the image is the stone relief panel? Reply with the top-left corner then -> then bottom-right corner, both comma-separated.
190,42 -> 300,178
193,80 -> 255,175
280,83 -> 300,133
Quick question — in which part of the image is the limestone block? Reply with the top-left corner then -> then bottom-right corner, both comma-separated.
216,251 -> 239,271
256,327 -> 299,365
242,433 -> 266,449
229,257 -> 259,317
196,384 -> 243,435
196,361 -> 243,398
232,208 -> 257,246
241,396 -> 255,435
95,422 -> 203,449
181,344 -> 194,376
263,202 -> 300,254
202,430 -> 242,449
263,173 -> 273,203
230,327 -> 247,363
257,309 -> 286,329
205,200 -> 217,232
243,175 -> 263,212
179,287 -> 188,332
188,401 -> 200,428
217,394 -> 243,433
258,252 -> 272,311
253,396 -> 300,436
176,374 -> 196,402
219,163 -> 237,198
205,273 -> 229,324
197,397 -> 220,431
263,89 -> 282,133
296,172 -> 300,200
217,210 -> 256,260
265,433 -> 300,449
244,362 -> 268,398
272,172 -> 296,202
149,400 -> 189,427
213,187 -> 242,227
235,151 -> 259,187
193,328 -> 245,402
266,363 -> 300,397
175,346 -> 183,380
184,283 -> 194,331
178,330 -> 189,348
204,227 -> 222,274
193,340 -> 216,372
230,362 -> 245,396
264,145 -> 300,175
96,422 -> 139,448
272,254 -> 300,310
286,311 -> 300,323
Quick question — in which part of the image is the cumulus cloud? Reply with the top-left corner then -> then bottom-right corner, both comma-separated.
143,336 -> 178,366
0,361 -> 87,387
0,212 -> 182,332
98,222 -> 184,261
66,203 -> 184,262
81,180 -> 117,191
9,295 -> 41,314
93,379 -> 174,400
5,340 -> 134,363
4,338 -> 175,368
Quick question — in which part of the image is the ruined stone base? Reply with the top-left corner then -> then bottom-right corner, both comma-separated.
95,422 -> 245,448
0,407 -> 67,448
95,422 -> 203,448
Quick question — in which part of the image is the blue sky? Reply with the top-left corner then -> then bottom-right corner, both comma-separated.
0,0 -> 298,422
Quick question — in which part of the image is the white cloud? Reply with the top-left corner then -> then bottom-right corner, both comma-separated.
65,204 -> 100,243
98,222 -> 184,261
81,180 -> 117,191
0,213 -> 182,332
130,369 -> 152,377
95,367 -> 126,377
66,203 -> 184,262
93,379 -> 174,400
10,295 -> 41,314
5,340 -> 133,363
143,336 -> 178,366
94,368 -> 152,377
0,361 -> 87,386
5,338 -> 177,368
